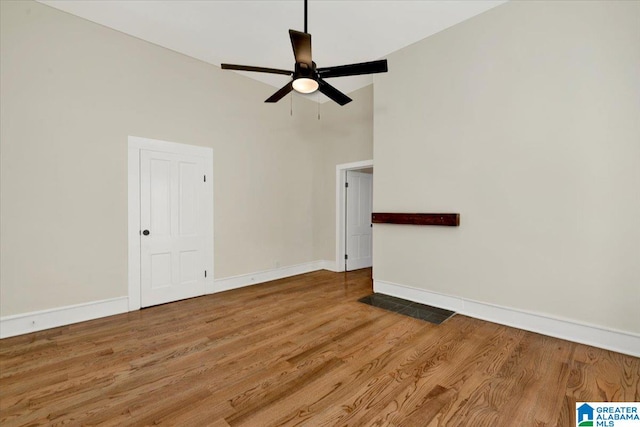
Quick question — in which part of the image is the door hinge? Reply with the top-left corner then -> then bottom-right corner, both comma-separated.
204,175 -> 206,182
345,254 -> 348,260
345,182 -> 349,188
204,270 -> 207,278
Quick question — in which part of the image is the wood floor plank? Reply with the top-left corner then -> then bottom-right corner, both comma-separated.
289,316 -> 485,427
0,268 -> 638,426
367,322 -> 524,427
433,330 -> 547,426
230,318 -> 432,426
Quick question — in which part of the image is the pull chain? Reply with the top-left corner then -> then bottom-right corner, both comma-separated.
290,92 -> 293,116
317,92 -> 320,120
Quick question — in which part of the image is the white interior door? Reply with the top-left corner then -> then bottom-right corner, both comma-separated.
140,149 -> 208,307
345,170 -> 373,271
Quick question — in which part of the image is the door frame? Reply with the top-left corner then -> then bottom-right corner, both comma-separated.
127,136 -> 214,311
335,159 -> 373,272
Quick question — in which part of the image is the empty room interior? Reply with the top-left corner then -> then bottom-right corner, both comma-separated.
1,0 -> 639,425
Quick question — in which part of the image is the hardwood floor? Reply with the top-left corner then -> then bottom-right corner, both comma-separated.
1,268 -> 638,426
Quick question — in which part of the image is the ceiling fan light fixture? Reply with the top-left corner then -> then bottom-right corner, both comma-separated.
221,0 -> 387,105
292,77 -> 318,94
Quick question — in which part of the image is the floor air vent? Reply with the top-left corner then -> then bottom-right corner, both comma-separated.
358,293 -> 455,325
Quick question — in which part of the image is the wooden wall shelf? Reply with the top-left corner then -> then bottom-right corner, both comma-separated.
371,213 -> 460,227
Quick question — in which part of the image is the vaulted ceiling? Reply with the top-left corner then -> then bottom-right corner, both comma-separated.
39,1 -> 506,101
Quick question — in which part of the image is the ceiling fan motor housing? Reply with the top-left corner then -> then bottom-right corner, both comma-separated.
295,62 -> 317,80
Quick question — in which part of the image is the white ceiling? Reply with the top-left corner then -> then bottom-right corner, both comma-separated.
39,0 -> 506,102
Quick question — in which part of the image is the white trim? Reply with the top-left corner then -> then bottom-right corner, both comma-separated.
128,135 -> 214,157
374,279 -> 640,357
127,142 -> 142,310
0,259 -> 335,339
127,136 -> 214,310
335,160 -> 374,272
213,260 -> 333,293
0,297 -> 129,339
320,260 -> 338,272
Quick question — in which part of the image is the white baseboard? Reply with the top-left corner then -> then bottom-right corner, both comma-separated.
0,296 -> 129,339
374,280 -> 640,358
320,260 -> 339,272
213,260 -> 335,293
0,261 -> 337,339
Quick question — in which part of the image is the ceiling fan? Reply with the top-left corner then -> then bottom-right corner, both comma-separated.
221,0 -> 388,106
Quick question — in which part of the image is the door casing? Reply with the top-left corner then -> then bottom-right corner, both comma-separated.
128,136 -> 214,311
335,160 -> 373,272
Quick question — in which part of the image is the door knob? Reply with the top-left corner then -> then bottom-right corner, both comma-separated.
142,230 -> 150,236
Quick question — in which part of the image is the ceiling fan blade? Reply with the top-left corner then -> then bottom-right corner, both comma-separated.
318,79 -> 352,106
265,81 -> 294,103
317,59 -> 388,78
221,63 -> 292,76
289,30 -> 312,66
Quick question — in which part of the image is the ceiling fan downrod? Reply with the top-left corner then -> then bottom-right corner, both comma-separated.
304,0 -> 308,33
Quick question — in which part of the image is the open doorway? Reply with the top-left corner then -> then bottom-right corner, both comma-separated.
335,160 -> 373,272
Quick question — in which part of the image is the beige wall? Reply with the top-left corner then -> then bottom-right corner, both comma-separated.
312,85 -> 374,263
0,1 -> 373,317
374,1 -> 640,333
